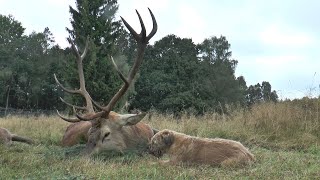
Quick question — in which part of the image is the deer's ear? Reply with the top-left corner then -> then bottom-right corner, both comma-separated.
161,130 -> 174,146
117,113 -> 147,126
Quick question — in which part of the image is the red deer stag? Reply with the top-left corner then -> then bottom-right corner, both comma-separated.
54,8 -> 157,155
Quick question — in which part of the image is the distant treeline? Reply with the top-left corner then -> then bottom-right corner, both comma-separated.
0,107 -> 56,117
0,0 -> 278,115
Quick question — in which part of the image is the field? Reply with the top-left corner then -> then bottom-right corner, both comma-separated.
1,100 -> 320,179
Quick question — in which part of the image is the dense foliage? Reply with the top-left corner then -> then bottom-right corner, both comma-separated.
0,15 -> 65,112
0,0 -> 279,115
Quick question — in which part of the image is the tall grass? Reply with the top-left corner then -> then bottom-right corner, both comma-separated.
0,115 -> 68,146
1,98 -> 320,179
148,98 -> 320,150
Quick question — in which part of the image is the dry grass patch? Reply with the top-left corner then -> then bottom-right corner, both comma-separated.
147,100 -> 320,150
0,115 -> 70,145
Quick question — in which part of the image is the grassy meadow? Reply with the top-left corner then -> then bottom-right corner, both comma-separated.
1,99 -> 320,179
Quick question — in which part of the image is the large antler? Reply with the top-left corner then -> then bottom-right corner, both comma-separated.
54,37 -> 94,122
75,8 -> 157,121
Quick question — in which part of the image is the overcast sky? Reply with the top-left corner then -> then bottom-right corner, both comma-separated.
0,0 -> 319,99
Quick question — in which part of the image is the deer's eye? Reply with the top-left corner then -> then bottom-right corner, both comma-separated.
104,132 -> 110,139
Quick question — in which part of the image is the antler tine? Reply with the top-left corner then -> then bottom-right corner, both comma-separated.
54,73 -> 81,94
81,36 -> 90,60
56,110 -> 81,123
146,8 -> 158,41
111,56 -> 129,85
89,94 -> 106,110
59,97 -> 87,111
120,8 -> 157,43
120,17 -> 139,41
73,106 -> 105,121
135,9 -> 146,41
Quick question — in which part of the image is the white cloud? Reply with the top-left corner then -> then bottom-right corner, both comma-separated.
54,34 -> 69,48
131,0 -> 169,12
259,24 -> 314,47
47,0 -> 70,7
175,4 -> 206,43
254,54 -> 302,67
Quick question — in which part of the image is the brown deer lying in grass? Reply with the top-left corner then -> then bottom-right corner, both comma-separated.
54,8 -> 157,155
61,121 -> 91,146
149,129 -> 255,167
0,127 -> 34,145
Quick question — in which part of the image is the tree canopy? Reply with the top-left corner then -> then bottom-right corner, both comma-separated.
0,15 -> 65,112
0,2 -> 279,115
63,0 -> 130,110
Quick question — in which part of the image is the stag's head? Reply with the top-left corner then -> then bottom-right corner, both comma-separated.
54,8 -> 157,155
83,111 -> 147,154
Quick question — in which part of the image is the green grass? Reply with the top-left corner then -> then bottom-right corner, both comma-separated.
1,143 -> 319,179
1,100 -> 320,179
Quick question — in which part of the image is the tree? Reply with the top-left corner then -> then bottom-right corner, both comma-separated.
132,35 -> 204,114
9,28 -> 59,109
0,15 -> 25,111
67,0 -> 120,55
64,0 -> 128,110
37,45 -> 66,110
0,14 -> 65,112
197,36 -> 245,112
0,15 -> 25,110
0,15 -> 25,48
246,81 -> 278,106
261,81 -> 278,102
